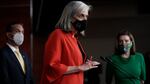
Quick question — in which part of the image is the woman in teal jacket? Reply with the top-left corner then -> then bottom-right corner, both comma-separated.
106,30 -> 146,84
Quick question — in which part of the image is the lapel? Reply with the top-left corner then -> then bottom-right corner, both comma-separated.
6,45 -> 27,75
76,39 -> 87,63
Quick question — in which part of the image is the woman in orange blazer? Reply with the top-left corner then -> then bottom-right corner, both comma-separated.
40,1 -> 100,84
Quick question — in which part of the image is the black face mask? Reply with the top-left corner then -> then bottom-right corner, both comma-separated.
72,20 -> 87,32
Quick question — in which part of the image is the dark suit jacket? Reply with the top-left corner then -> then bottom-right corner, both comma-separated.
0,45 -> 34,84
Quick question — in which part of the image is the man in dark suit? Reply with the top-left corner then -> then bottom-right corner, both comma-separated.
0,22 -> 34,84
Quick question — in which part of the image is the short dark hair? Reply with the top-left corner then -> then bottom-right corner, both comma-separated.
115,30 -> 136,55
5,22 -> 23,33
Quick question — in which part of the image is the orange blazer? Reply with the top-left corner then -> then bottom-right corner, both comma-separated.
40,28 -> 86,84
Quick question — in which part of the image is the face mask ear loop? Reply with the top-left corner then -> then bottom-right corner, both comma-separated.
129,42 -> 133,48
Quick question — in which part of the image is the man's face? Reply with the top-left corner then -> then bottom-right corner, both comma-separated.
11,24 -> 24,35
7,24 -> 24,46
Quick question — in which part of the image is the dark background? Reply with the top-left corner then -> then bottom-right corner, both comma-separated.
0,0 -> 150,84
33,0 -> 150,36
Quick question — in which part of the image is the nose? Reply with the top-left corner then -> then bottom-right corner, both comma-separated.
123,41 -> 126,44
83,16 -> 87,20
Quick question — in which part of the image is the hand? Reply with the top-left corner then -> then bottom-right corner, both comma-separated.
140,80 -> 144,84
78,60 -> 100,71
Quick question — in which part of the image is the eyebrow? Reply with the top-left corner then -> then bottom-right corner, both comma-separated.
14,28 -> 24,32
81,13 -> 88,16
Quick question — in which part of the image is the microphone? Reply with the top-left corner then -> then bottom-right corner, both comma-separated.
99,56 -> 106,61
100,56 -> 112,63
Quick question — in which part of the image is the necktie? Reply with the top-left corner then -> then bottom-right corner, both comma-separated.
15,49 -> 26,73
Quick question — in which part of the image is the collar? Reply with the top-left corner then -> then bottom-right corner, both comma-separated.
6,43 -> 19,52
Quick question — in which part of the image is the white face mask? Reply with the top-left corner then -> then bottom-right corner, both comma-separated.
13,32 -> 24,46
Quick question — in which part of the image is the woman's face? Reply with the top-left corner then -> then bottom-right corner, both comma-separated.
118,35 -> 131,46
71,9 -> 89,33
73,10 -> 89,21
